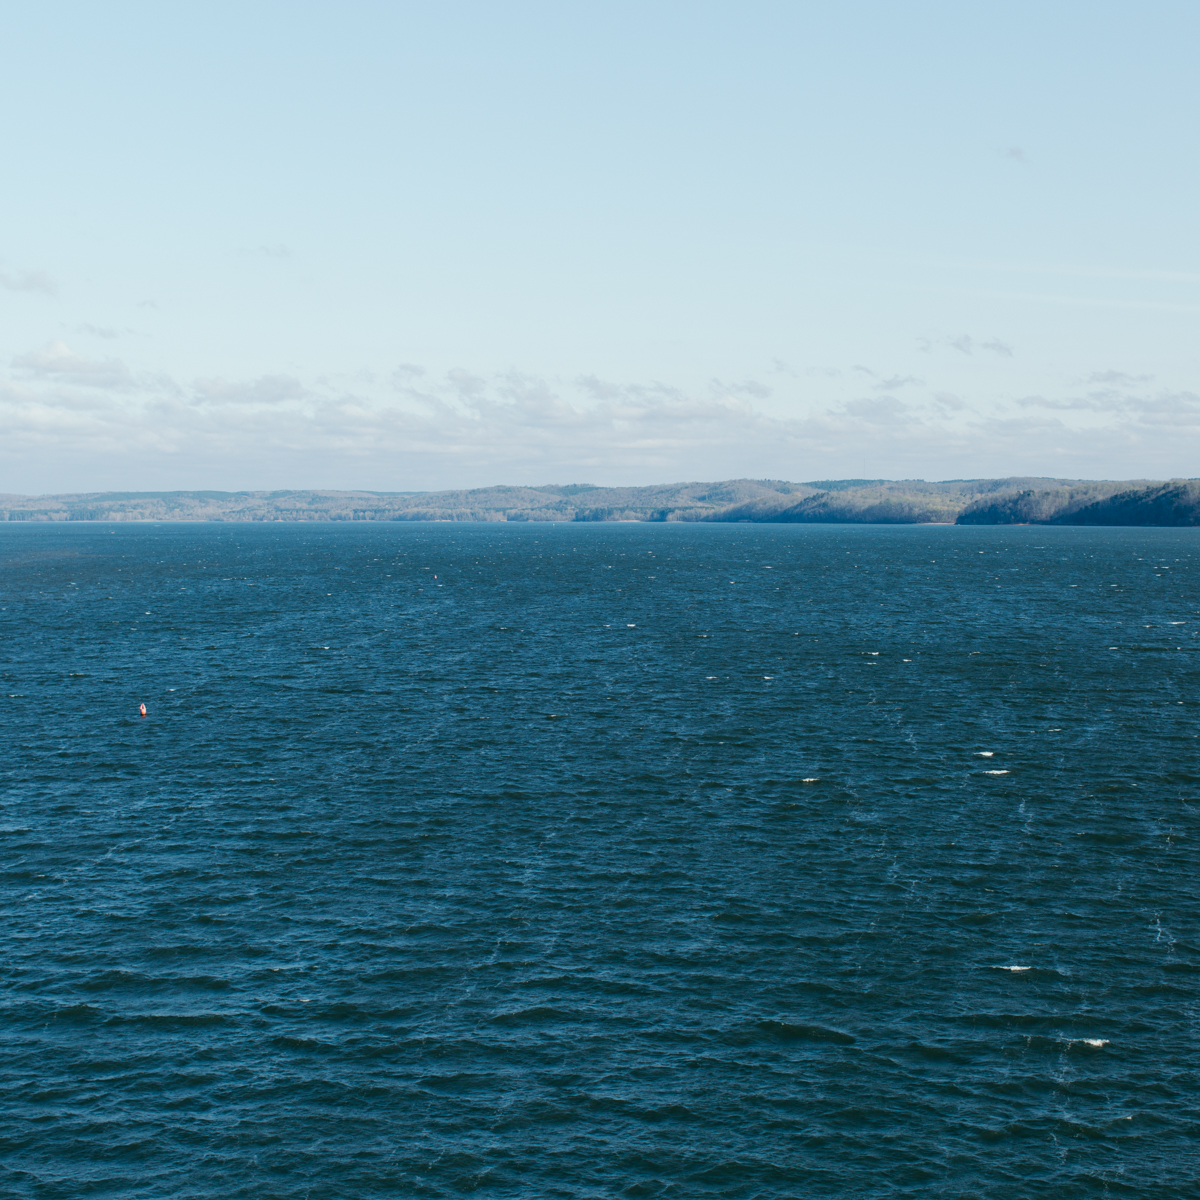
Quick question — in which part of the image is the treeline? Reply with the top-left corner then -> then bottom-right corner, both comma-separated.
0,480 -> 806,524
957,480 -> 1200,526
1065,481 -> 1200,525
705,478 -> 1069,524
3,477 -> 1198,526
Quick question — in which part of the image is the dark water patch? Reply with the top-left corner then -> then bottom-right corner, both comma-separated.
107,1012 -> 231,1030
755,1020 -> 857,1045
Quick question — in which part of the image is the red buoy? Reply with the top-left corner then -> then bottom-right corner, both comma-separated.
139,703 -> 147,717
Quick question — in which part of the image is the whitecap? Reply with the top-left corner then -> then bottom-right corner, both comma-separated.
992,965 -> 1031,972
977,751 -> 994,757
1081,1038 -> 1109,1047
985,769 -> 1009,775
801,778 -> 820,783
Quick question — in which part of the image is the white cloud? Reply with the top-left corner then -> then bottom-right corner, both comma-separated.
3,356 -> 1200,492
0,267 -> 57,296
1016,381 -> 1200,429
11,341 -> 132,388
922,335 -> 1015,358
446,368 -> 488,397
873,374 -> 923,392
841,396 -> 914,424
1129,391 -> 1200,428
709,377 -> 772,400
1084,369 -> 1152,385
0,378 -> 116,414
575,374 -> 623,400
191,375 -> 306,406
1017,393 -> 1114,412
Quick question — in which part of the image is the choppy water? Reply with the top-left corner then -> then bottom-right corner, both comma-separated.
2,521 -> 1198,1198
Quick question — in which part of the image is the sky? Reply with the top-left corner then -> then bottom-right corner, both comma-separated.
2,1 -> 1199,494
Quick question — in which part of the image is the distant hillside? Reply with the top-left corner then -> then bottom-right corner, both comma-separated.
2,476 -> 1197,526
956,480 -> 1199,526
0,480 -> 812,524
704,478 -> 1072,524
1053,480 -> 1200,526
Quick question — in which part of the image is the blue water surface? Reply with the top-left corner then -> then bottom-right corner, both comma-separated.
1,521 -> 1197,1198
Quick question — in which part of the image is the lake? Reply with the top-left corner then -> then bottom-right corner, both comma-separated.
2,521 -> 1197,1197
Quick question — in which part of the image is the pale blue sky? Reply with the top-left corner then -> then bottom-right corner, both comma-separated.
2,1 -> 1198,492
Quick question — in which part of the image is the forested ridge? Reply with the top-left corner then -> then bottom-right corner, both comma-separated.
2,477 -> 1197,525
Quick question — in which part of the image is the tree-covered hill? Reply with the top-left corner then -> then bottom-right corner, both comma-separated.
0,480 -> 810,524
1051,481 -> 1200,526
955,480 -> 1199,526
704,478 -> 1070,524
3,477 -> 1197,525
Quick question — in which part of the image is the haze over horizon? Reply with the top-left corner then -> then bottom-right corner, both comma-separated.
2,2 -> 1198,494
